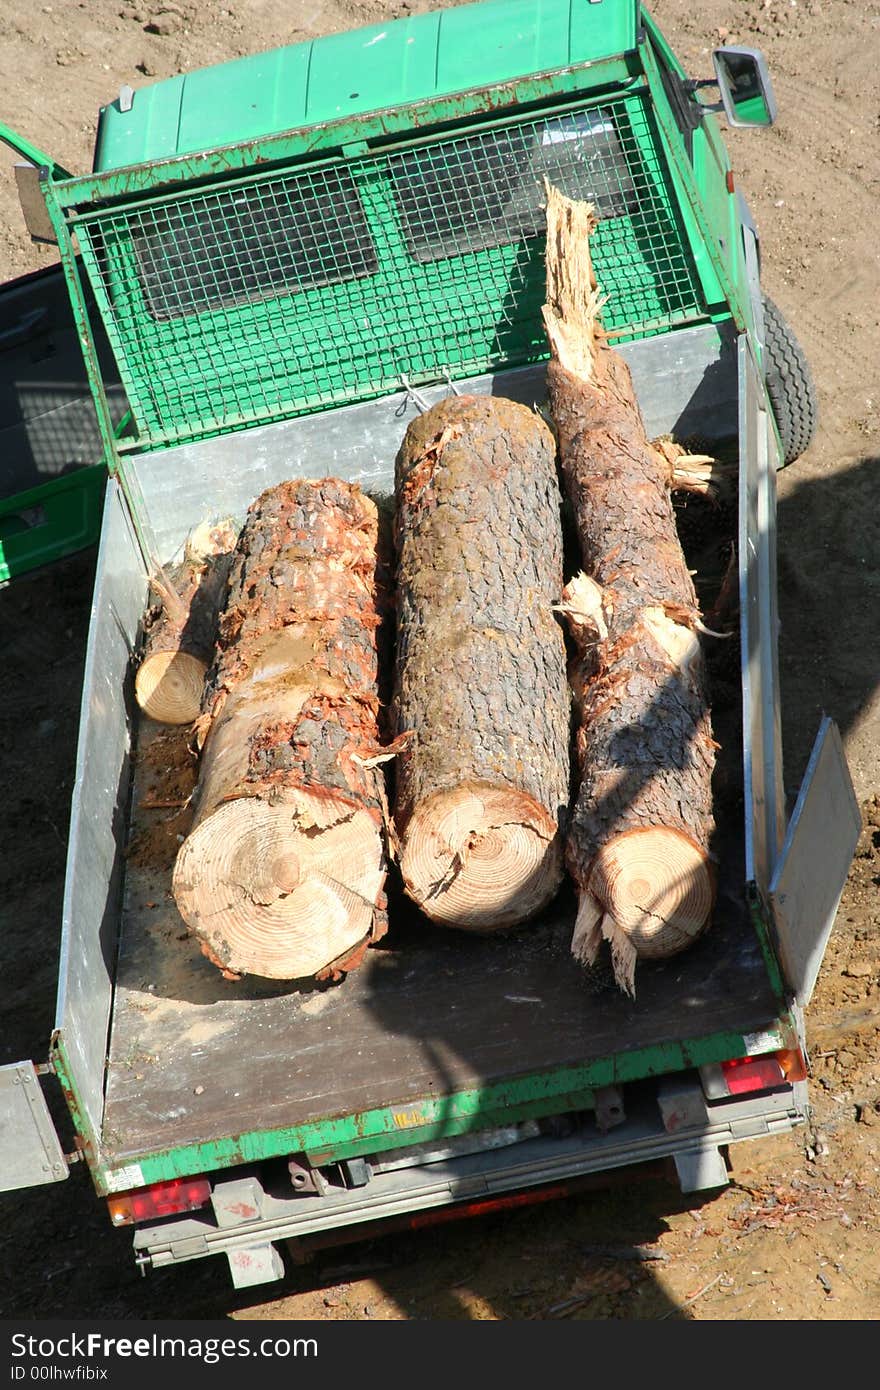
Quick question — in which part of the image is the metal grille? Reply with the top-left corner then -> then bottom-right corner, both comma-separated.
73,92 -> 705,449
129,169 -> 377,320
390,109 -> 637,262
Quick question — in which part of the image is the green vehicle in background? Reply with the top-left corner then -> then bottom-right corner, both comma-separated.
0,0 -> 856,1290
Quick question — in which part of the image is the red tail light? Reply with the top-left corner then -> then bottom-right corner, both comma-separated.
721,1054 -> 786,1094
703,1046 -> 808,1100
107,1176 -> 211,1226
408,1182 -> 573,1230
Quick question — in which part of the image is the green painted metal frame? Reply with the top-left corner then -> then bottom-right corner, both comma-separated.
31,43 -> 752,478
0,121 -> 71,180
40,181 -> 122,476
59,1013 -> 796,1196
42,68 -> 626,480
0,464 -> 105,584
66,85 -> 707,454
640,50 -> 741,327
52,57 -> 638,209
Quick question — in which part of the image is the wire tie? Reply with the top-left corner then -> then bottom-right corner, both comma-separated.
399,374 -> 431,413
441,368 -> 463,397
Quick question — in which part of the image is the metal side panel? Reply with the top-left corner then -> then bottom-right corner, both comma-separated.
55,480 -> 146,1143
738,332 -> 785,890
0,1063 -> 68,1191
127,322 -> 737,565
769,718 -> 860,1007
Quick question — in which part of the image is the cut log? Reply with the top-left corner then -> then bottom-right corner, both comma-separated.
135,519 -> 238,724
543,184 -> 717,994
393,395 -> 570,930
172,479 -> 389,981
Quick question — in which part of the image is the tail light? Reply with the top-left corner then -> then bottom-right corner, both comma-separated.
721,1054 -> 786,1094
701,1046 -> 807,1100
407,1182 -> 573,1230
107,1176 -> 211,1226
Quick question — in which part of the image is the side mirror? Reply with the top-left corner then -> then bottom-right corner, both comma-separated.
712,47 -> 777,128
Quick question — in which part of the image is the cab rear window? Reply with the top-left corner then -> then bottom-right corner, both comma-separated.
130,168 -> 378,321
390,109 -> 637,263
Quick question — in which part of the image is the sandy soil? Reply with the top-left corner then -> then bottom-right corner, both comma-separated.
0,0 -> 878,1321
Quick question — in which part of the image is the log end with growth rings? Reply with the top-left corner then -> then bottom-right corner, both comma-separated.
400,783 -> 563,931
136,517 -> 239,725
572,828 -> 715,998
135,649 -> 209,725
172,790 -> 385,980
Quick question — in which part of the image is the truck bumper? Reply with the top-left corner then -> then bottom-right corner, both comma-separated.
131,1074 -> 807,1288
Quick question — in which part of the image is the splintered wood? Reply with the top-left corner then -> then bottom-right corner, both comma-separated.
543,184 -> 717,994
172,479 -> 390,981
393,395 -> 570,930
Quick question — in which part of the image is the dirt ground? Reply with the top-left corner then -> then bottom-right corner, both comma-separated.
1,0 -> 878,1322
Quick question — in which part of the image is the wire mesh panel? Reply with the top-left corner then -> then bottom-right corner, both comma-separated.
389,110 -> 638,261
130,170 -> 378,320
72,91 -> 706,449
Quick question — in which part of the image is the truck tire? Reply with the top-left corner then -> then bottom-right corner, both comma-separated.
763,295 -> 818,465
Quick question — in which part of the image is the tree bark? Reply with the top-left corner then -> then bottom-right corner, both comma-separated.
173,479 -> 390,981
135,520 -> 238,725
543,185 -> 717,995
393,394 -> 570,930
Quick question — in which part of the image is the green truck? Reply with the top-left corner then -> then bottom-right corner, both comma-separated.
0,0 -> 860,1290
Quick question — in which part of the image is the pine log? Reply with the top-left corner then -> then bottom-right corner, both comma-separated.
393,395 -> 570,930
543,185 -> 717,995
172,479 -> 389,981
135,519 -> 238,725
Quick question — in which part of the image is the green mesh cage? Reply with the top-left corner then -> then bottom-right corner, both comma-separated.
72,91 -> 705,450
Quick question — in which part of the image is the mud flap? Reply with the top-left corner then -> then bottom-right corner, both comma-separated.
0,1062 -> 68,1190
769,718 -> 860,1007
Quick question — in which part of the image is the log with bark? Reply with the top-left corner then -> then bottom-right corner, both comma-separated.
172,479 -> 390,981
393,395 -> 570,930
542,184 -> 717,995
135,519 -> 238,725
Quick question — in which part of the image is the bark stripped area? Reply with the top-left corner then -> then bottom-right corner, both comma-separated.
543,185 -> 717,995
135,519 -> 238,725
172,479 -> 389,981
394,395 -> 570,930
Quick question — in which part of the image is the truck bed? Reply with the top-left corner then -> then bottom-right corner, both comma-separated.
58,331 -> 783,1173
102,637 -> 776,1165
